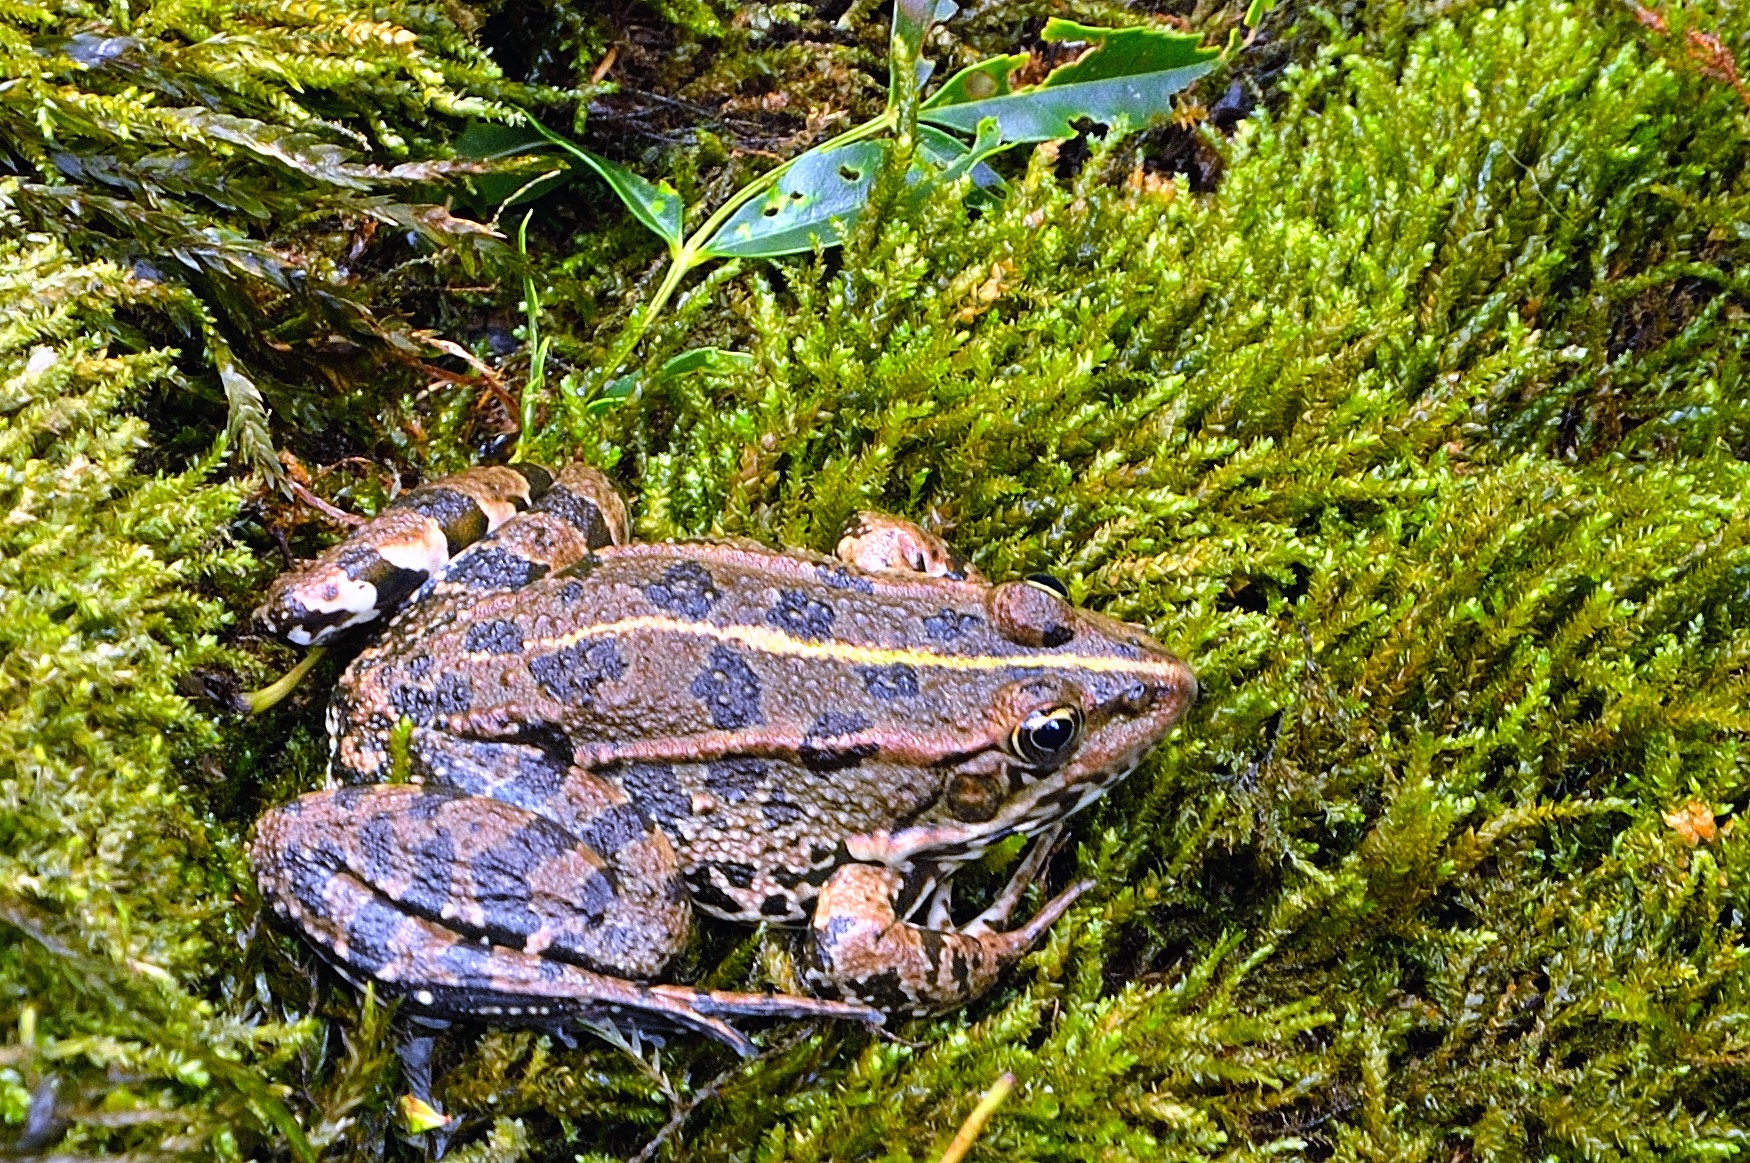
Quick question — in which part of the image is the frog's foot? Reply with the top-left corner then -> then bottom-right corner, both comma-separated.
804,861 -> 1094,1016
835,513 -> 984,582
964,823 -> 1063,937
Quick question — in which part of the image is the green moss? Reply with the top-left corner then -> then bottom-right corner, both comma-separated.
8,0 -> 1750,1158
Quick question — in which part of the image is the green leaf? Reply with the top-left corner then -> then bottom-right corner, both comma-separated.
518,118 -> 684,251
701,140 -> 885,259
657,346 -> 756,378
919,20 -> 1218,142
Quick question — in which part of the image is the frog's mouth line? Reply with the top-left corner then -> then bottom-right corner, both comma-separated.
842,682 -> 1190,868
459,613 -> 1193,682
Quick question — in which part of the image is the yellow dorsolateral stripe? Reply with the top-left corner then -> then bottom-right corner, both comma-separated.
504,614 -> 1186,680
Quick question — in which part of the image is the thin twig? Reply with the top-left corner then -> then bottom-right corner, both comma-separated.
286,479 -> 364,527
935,1073 -> 1015,1163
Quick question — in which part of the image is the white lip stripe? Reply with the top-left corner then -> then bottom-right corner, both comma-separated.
520,614 -> 1188,680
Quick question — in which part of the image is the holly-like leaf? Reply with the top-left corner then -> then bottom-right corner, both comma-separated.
920,19 -> 1218,142
702,141 -> 886,259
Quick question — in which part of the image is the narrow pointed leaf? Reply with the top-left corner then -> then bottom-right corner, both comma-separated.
701,141 -> 886,259
519,119 -> 684,249
657,346 -> 756,379
919,20 -> 1218,142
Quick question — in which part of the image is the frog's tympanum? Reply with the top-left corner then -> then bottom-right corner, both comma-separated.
251,464 -> 1195,1055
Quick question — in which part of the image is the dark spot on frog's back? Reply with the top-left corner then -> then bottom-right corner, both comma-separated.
615,761 -> 691,829
761,894 -> 792,917
923,608 -> 981,643
644,561 -> 718,619
529,640 -> 627,703
463,618 -> 523,655
800,711 -> 876,771
815,564 -> 875,594
858,663 -> 918,700
690,645 -> 764,729
767,589 -> 835,639
445,547 -> 548,591
388,673 -> 473,724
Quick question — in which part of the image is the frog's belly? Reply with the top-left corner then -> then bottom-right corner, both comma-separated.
598,758 -> 941,925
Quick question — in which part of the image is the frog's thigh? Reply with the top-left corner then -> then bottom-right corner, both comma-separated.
254,813 -> 766,1054
406,730 -> 681,928
804,863 -> 1089,1015
253,783 -> 688,981
835,512 -> 984,582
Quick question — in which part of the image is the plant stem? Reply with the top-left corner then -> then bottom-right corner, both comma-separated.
934,1073 -> 1015,1163
596,111 -> 899,380
243,646 -> 327,715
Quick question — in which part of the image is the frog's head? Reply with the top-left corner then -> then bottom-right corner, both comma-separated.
846,576 -> 1197,869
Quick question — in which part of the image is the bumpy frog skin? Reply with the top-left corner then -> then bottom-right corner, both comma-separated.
250,464 -> 1196,1055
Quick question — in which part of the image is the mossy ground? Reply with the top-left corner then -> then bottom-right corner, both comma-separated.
5,0 -> 1750,1159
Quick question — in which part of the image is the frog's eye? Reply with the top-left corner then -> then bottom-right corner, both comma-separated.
1025,573 -> 1070,600
1011,705 -> 1084,767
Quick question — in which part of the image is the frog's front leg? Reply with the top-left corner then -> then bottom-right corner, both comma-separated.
252,783 -> 880,1056
804,851 -> 1093,1015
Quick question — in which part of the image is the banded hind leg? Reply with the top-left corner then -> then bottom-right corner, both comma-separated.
252,735 -> 881,1055
254,463 -> 627,647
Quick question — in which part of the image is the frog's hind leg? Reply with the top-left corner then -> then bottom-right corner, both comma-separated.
252,782 -> 879,1056
255,464 -> 555,648
417,463 -> 628,602
835,512 -> 984,582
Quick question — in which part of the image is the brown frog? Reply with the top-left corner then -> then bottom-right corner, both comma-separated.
250,464 -> 1196,1054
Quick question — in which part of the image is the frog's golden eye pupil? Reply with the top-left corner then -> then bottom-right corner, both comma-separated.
1012,706 -> 1083,766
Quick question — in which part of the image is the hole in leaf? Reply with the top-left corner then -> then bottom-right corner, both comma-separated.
763,205 -> 780,217
838,165 -> 862,181
790,190 -> 805,201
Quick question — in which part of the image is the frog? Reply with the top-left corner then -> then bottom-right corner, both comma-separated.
250,463 -> 1196,1055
